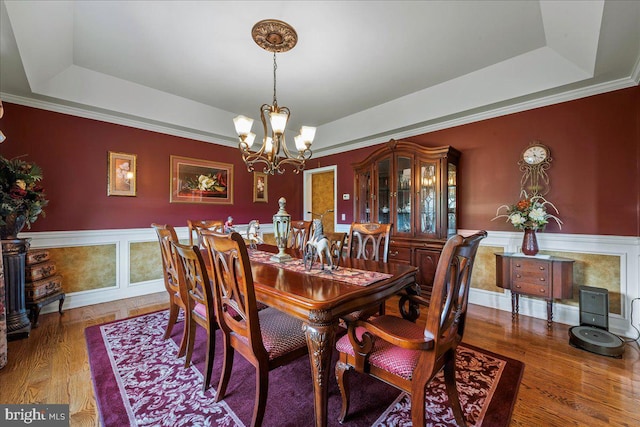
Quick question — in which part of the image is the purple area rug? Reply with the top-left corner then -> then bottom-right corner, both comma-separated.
85,310 -> 523,427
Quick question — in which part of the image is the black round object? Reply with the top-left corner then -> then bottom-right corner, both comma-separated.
569,326 -> 625,358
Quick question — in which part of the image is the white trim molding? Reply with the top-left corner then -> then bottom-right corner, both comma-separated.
19,227 -> 640,340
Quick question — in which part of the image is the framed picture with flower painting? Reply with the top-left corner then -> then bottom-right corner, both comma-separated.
108,151 -> 137,196
253,172 -> 268,203
170,155 -> 234,204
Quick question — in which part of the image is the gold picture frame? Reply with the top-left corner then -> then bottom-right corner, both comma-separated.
108,151 -> 137,196
253,172 -> 268,203
170,155 -> 234,204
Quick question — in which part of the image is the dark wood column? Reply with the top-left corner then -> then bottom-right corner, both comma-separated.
2,239 -> 31,340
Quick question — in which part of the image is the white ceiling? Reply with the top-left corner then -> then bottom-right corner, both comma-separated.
1,1 -> 639,155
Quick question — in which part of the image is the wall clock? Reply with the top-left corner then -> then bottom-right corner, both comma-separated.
518,141 -> 552,196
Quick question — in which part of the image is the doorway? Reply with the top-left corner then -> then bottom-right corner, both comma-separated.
303,165 -> 337,235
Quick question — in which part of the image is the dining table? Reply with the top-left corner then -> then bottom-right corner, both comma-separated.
227,244 -> 419,427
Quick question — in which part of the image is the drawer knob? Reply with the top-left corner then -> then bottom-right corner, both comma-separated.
389,251 -> 399,256
515,263 -> 521,267
539,266 -> 545,270
540,288 -> 546,293
539,278 -> 545,282
515,285 -> 521,289
516,274 -> 521,278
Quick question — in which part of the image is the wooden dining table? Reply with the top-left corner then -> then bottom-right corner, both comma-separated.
238,244 -> 418,427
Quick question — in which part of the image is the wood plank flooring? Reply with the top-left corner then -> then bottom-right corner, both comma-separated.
0,293 -> 638,426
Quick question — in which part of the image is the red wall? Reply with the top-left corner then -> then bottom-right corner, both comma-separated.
0,104 -> 304,231
317,86 -> 640,236
1,85 -> 638,236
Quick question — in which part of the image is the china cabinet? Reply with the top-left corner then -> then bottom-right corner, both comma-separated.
353,139 -> 460,295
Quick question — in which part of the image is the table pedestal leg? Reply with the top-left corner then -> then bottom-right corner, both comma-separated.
546,300 -> 553,328
303,319 -> 336,427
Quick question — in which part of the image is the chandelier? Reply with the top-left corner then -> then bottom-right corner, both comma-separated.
233,19 -> 316,175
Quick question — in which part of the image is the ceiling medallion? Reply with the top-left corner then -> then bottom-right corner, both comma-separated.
251,19 -> 298,53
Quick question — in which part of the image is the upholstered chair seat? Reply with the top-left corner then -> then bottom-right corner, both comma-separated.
336,320 -> 426,380
237,307 -> 307,360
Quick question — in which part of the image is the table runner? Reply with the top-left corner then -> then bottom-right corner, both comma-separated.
248,249 -> 392,287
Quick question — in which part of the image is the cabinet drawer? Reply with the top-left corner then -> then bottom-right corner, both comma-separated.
26,274 -> 62,301
511,260 -> 550,283
388,246 -> 411,263
512,280 -> 550,297
26,249 -> 50,265
25,261 -> 57,282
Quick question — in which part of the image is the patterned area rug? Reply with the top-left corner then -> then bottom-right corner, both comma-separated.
85,310 -> 523,427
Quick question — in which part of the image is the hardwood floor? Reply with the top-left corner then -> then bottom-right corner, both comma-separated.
1,293 -> 638,426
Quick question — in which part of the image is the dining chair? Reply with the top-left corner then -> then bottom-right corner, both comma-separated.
172,240 -> 218,391
202,231 -> 308,427
289,219 -> 312,250
187,219 -> 225,248
343,222 -> 393,319
346,222 -> 392,263
151,223 -> 188,357
335,230 -> 487,427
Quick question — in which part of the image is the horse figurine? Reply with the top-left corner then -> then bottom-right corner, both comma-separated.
245,219 -> 263,249
303,219 -> 337,271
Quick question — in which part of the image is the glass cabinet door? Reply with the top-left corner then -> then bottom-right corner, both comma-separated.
395,156 -> 413,233
418,160 -> 437,235
447,162 -> 457,236
356,169 -> 371,223
376,158 -> 391,224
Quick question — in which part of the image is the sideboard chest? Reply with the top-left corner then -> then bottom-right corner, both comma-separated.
495,253 -> 574,328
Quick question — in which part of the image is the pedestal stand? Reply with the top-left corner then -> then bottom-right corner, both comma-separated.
1,239 -> 31,340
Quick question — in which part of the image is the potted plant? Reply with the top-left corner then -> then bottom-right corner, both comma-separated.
0,155 -> 48,240
493,191 -> 562,255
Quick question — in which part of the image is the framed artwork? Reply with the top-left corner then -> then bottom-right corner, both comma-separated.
170,155 -> 233,204
253,172 -> 268,203
108,151 -> 137,196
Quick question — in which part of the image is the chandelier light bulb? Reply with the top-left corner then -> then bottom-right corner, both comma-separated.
294,134 -> 306,151
233,115 -> 254,136
269,111 -> 288,135
245,132 -> 256,148
264,136 -> 273,153
300,126 -> 316,145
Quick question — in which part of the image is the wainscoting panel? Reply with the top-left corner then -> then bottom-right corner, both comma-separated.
48,245 -> 117,293
129,241 -> 163,284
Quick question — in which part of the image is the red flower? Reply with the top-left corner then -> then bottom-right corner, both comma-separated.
9,186 -> 27,199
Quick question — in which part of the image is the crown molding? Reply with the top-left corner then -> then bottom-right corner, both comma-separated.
314,76 -> 639,157
3,73 -> 638,158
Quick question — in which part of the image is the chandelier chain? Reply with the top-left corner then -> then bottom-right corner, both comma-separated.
273,52 -> 278,106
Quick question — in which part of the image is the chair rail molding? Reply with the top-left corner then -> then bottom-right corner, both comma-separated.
19,227 -> 639,339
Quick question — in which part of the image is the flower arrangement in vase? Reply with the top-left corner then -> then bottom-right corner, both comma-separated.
0,155 -> 49,239
492,191 -> 562,255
